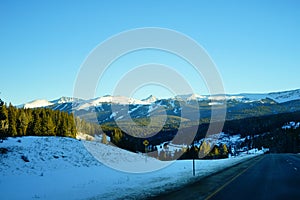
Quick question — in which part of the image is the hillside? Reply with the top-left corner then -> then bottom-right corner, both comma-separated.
12,89 -> 300,156
0,136 -> 262,200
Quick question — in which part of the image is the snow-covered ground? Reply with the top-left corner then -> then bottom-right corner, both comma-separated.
0,137 -> 262,200
282,121 -> 300,130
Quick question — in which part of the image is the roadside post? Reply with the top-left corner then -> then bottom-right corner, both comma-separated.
193,158 -> 195,176
143,140 -> 149,162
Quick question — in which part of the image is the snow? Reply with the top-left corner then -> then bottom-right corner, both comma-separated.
187,94 -> 206,101
155,132 -> 257,158
76,132 -> 95,141
110,112 -> 117,119
0,136 -> 262,200
142,95 -> 158,103
23,99 -> 54,109
208,102 -> 224,106
268,89 -> 300,103
148,104 -> 159,113
176,94 -> 206,101
170,100 -> 175,107
173,89 -> 300,104
50,97 -> 82,104
89,96 -> 148,105
116,116 -> 124,120
128,105 -> 142,114
18,88 -> 300,112
282,121 -> 300,130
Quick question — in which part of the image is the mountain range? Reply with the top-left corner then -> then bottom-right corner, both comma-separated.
19,89 -> 300,125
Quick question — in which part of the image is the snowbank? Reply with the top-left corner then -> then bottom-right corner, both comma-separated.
0,137 -> 262,200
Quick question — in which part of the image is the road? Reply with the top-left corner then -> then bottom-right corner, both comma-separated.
150,154 -> 300,200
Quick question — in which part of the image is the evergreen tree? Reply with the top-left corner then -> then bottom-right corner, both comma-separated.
221,144 -> 229,158
57,113 -> 68,136
112,128 -> 122,145
29,110 -> 42,136
40,110 -> 55,136
7,103 -> 17,136
0,103 -> 8,127
16,109 -> 28,136
0,99 -> 8,139
69,113 -> 77,137
190,145 -> 199,159
210,145 -> 220,158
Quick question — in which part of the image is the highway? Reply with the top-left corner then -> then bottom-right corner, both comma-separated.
150,154 -> 300,200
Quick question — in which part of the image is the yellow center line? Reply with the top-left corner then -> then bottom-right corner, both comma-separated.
205,155 -> 265,200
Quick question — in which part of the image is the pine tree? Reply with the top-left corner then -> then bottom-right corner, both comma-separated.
7,103 -> 17,136
0,103 -> 8,127
32,110 -> 42,136
57,113 -> 68,137
17,109 -> 28,136
40,110 -> 55,136
0,99 -> 8,139
211,145 -> 220,158
112,128 -> 122,145
221,144 -> 229,158
68,113 -> 77,138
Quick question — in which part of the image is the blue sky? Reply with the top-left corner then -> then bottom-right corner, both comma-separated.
1,0 -> 299,105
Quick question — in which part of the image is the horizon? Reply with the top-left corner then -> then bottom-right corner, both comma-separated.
1,0 -> 300,105
13,87 -> 300,106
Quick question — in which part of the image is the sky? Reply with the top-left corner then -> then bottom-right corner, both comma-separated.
0,0 -> 300,105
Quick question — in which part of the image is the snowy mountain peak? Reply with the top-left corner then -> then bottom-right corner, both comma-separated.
174,93 -> 206,101
18,88 -> 300,112
142,95 -> 158,103
187,93 -> 206,101
92,96 -> 148,105
50,96 -> 82,104
74,96 -> 149,111
24,99 -> 53,109
267,89 -> 300,103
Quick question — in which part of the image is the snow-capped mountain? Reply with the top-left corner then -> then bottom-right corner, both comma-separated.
23,99 -> 54,109
268,89 -> 300,103
176,93 -> 206,101
142,95 -> 159,103
50,96 -> 82,104
174,89 -> 300,104
18,89 -> 300,125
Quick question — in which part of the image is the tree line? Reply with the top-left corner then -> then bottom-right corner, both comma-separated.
155,142 -> 229,161
105,111 -> 300,156
0,100 -> 77,139
0,99 -> 104,139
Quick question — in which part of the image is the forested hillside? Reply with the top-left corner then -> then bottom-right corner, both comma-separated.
101,111 -> 300,157
0,99 -> 102,139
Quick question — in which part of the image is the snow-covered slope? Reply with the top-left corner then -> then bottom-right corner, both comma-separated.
23,99 -> 53,109
0,136 -> 262,200
74,95 -> 149,111
86,95 -> 148,105
19,89 -> 300,110
50,96 -> 82,104
268,89 -> 300,103
17,88 -> 300,124
142,95 -> 158,103
175,89 -> 300,103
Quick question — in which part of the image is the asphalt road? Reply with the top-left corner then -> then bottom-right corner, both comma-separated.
208,154 -> 300,200
150,154 -> 300,200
